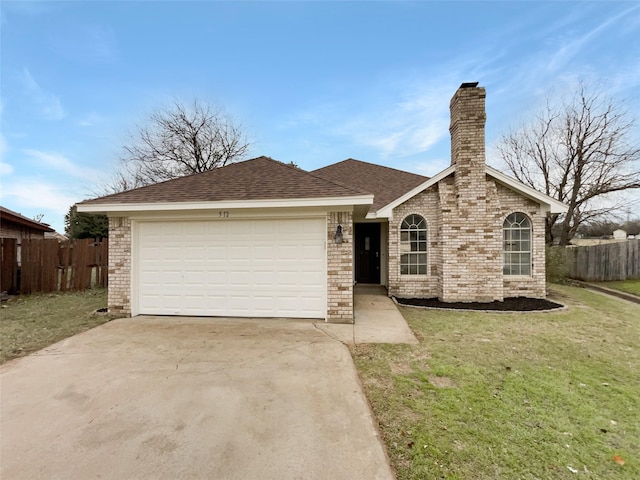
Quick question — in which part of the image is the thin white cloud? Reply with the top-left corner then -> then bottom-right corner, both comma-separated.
0,132 -> 7,159
77,112 -> 106,127
0,162 -> 13,176
22,149 -> 101,181
1,178 -> 77,216
339,86 -> 452,158
50,24 -> 117,61
546,6 -> 638,73
22,69 -> 66,120
413,158 -> 450,177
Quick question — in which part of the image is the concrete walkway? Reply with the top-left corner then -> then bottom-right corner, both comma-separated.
316,285 -> 419,345
1,316 -> 395,480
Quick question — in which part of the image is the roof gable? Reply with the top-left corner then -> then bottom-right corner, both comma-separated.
79,157 -> 368,207
312,159 -> 427,212
375,164 -> 568,218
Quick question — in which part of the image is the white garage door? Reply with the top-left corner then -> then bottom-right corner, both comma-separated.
136,218 -> 326,318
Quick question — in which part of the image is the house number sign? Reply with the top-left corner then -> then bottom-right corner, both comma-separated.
219,211 -> 230,218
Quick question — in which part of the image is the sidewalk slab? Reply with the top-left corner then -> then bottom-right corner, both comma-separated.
317,286 -> 419,345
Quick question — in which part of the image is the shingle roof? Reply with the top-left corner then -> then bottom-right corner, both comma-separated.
0,206 -> 55,232
79,156 -> 367,205
312,159 -> 428,212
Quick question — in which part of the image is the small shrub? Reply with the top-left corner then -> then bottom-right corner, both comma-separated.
546,245 -> 570,283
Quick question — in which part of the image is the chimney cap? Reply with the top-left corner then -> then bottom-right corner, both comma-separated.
460,82 -> 479,89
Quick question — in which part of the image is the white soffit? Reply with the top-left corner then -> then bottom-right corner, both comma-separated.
77,194 -> 374,214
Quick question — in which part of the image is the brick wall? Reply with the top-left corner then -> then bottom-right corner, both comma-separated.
388,84 -> 547,301
326,211 -> 353,323
108,217 -> 131,316
496,183 -> 546,298
388,186 -> 441,298
0,225 -> 45,241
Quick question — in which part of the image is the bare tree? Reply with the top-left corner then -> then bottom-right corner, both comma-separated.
497,83 -> 640,245
100,99 -> 250,194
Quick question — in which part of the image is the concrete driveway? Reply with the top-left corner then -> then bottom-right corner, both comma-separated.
1,316 -> 394,480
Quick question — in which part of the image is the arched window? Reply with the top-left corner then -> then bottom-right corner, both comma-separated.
400,214 -> 427,275
503,212 -> 532,276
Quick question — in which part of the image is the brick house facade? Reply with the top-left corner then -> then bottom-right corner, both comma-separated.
79,83 -> 566,322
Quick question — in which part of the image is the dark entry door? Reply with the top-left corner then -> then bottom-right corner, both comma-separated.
355,223 -> 381,284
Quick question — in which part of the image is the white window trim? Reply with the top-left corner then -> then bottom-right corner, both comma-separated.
503,212 -> 532,276
399,214 -> 428,276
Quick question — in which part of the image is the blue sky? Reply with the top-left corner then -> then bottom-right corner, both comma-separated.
1,1 -> 639,233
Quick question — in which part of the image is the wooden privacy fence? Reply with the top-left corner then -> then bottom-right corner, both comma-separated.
0,238 -> 108,294
565,239 -> 639,281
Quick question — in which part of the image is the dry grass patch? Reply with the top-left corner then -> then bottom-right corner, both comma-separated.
351,285 -> 639,479
0,289 -> 109,364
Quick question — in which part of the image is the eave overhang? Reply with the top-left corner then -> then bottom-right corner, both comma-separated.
368,164 -> 568,219
76,194 -> 374,214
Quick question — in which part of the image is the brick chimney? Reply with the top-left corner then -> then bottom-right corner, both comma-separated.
439,83 -> 502,303
450,82 -> 486,190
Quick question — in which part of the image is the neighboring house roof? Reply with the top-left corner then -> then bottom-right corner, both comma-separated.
312,159 -> 428,213
45,231 -> 69,241
0,206 -> 55,233
78,156 -> 373,213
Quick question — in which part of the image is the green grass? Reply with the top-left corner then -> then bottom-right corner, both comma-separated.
592,279 -> 640,297
0,288 -> 109,364
352,285 -> 639,479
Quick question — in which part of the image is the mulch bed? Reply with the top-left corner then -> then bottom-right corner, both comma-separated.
395,296 -> 564,311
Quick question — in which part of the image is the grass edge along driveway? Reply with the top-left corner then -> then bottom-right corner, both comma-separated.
1,288 -> 109,364
351,284 -> 639,480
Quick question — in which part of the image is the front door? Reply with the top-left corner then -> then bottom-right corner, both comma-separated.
355,223 -> 381,284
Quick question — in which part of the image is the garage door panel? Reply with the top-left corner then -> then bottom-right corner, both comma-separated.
137,218 -> 326,318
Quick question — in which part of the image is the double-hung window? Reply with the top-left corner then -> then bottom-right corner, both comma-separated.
400,214 -> 427,275
503,212 -> 532,275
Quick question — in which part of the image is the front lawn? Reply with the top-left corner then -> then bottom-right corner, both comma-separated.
0,288 -> 108,364
352,285 -> 639,479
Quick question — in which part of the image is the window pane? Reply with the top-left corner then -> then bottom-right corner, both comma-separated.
503,213 -> 532,276
400,214 -> 428,275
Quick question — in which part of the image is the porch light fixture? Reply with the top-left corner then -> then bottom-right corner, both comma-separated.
335,224 -> 343,244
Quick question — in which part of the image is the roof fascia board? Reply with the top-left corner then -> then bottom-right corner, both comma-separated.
76,194 -> 374,214
486,166 -> 568,213
0,212 -> 54,232
375,165 -> 456,218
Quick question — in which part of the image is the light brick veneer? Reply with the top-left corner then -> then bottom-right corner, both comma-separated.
327,211 -> 353,323
496,184 -> 546,298
388,186 -> 441,299
108,217 -> 131,316
388,84 -> 547,302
